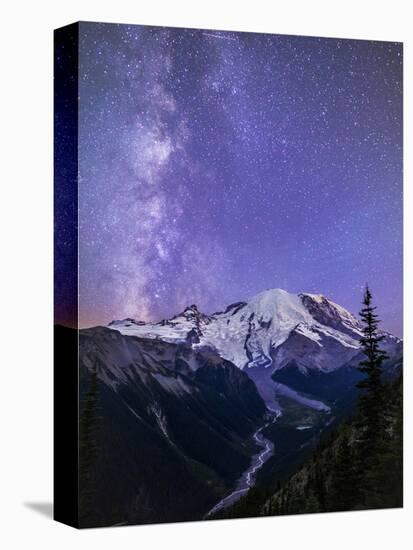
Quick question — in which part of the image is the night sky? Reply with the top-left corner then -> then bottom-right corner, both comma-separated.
73,23 -> 402,334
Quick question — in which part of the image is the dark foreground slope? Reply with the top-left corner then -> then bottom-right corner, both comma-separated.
76,326 -> 267,527
213,375 -> 402,520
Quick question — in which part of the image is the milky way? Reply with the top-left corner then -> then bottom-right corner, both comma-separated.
71,23 -> 402,333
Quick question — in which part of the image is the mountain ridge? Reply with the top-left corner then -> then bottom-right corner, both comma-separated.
77,325 -> 269,525
108,288 -> 401,376
74,289 -> 402,525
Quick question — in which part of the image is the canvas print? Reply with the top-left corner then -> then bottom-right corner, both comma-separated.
54,22 -> 403,528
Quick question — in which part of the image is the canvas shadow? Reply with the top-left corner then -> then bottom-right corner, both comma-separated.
24,502 -> 53,519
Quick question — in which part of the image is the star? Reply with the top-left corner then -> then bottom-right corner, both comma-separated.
55,22 -> 403,336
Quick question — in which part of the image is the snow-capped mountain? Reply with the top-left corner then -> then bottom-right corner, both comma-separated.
109,288 -> 400,375
73,290 -> 402,524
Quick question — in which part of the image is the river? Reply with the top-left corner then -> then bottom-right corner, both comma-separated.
205,409 -> 280,517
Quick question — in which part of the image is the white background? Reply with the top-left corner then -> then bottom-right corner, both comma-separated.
0,0 -> 411,548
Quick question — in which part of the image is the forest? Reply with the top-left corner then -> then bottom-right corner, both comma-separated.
210,287 -> 403,519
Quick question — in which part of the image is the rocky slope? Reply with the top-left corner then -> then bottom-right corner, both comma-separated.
75,326 -> 269,526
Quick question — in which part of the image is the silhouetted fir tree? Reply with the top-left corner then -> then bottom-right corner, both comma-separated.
390,376 -> 403,505
355,285 -> 388,498
79,366 -> 102,526
288,484 -> 304,514
368,375 -> 403,508
314,466 -> 326,512
329,425 -> 359,510
281,488 -> 289,514
393,377 -> 403,503
304,475 -> 311,498
303,489 -> 320,513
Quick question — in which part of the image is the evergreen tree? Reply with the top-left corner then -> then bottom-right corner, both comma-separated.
390,376 -> 403,505
368,375 -> 403,508
313,462 -> 326,512
329,425 -> 359,510
355,285 -> 388,502
303,490 -> 320,514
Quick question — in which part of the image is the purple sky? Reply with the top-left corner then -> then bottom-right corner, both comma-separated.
76,23 -> 402,335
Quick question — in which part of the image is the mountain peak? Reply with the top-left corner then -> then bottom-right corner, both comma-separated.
108,317 -> 146,327
300,292 -> 325,302
247,288 -> 313,326
184,304 -> 200,314
299,292 -> 360,336
106,287 -> 376,373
